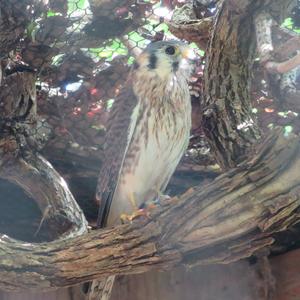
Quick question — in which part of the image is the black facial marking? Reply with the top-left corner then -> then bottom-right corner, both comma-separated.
172,61 -> 179,72
133,62 -> 140,70
148,53 -> 157,69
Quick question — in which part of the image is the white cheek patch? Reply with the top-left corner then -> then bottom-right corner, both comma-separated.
153,56 -> 173,79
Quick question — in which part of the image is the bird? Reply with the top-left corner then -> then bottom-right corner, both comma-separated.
87,40 -> 194,300
96,40 -> 194,227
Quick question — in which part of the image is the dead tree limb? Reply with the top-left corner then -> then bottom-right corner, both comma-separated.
0,69 -> 88,240
1,130 -> 300,291
0,154 -> 88,240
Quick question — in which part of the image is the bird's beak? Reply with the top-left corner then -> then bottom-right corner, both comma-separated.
181,47 -> 196,60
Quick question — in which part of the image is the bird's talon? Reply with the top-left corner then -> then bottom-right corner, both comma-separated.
120,209 -> 150,223
147,203 -> 158,210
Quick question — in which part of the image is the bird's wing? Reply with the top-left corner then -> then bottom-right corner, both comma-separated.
96,80 -> 139,227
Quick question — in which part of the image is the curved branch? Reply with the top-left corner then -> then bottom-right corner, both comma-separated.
0,154 -> 88,240
1,130 -> 300,291
0,70 -> 88,240
265,53 -> 300,74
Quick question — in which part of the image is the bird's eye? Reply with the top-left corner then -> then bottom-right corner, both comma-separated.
165,46 -> 176,55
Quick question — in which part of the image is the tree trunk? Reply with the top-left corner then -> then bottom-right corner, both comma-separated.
202,1 -> 261,170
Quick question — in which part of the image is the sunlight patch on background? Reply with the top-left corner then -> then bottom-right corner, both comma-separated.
237,119 -> 255,131
153,7 -> 172,19
65,80 -> 83,92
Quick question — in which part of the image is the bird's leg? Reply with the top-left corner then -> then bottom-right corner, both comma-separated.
128,192 -> 138,210
155,189 -> 171,203
140,189 -> 170,211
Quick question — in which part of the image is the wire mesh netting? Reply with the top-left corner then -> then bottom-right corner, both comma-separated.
0,0 -> 299,228
0,0 -> 211,226
28,0 -> 207,161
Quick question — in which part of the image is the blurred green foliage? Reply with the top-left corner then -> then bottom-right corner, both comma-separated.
68,0 -> 88,14
282,17 -> 300,33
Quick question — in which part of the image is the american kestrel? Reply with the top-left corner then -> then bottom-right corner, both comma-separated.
96,40 -> 194,227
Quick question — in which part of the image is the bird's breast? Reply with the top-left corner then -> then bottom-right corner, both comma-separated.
117,81 -> 191,209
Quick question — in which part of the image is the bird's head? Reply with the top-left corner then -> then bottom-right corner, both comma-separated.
134,40 -> 195,81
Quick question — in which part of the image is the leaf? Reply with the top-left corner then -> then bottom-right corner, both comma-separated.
47,10 -> 59,17
284,125 -> 293,136
106,99 -> 115,110
281,17 -> 300,33
127,56 -> 135,65
68,0 -> 88,14
88,39 -> 128,61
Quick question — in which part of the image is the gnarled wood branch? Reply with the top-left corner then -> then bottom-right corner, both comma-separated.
0,70 -> 88,241
1,130 -> 300,291
0,154 -> 88,240
168,3 -> 213,50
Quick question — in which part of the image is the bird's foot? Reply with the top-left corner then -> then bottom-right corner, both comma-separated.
120,192 -> 155,223
120,208 -> 150,223
129,192 -> 138,210
120,191 -> 172,223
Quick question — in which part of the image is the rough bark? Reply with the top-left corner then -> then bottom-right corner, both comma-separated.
0,130 -> 300,291
202,0 -> 297,170
0,67 -> 88,241
0,154 -> 88,240
0,0 -> 299,298
202,1 -> 261,170
0,1 -> 33,56
168,4 -> 213,50
3,248 -> 300,300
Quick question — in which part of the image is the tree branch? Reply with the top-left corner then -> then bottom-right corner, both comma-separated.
273,35 -> 300,60
168,3 -> 213,50
1,130 -> 300,291
0,154 -> 88,240
0,70 -> 88,241
265,53 -> 300,74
